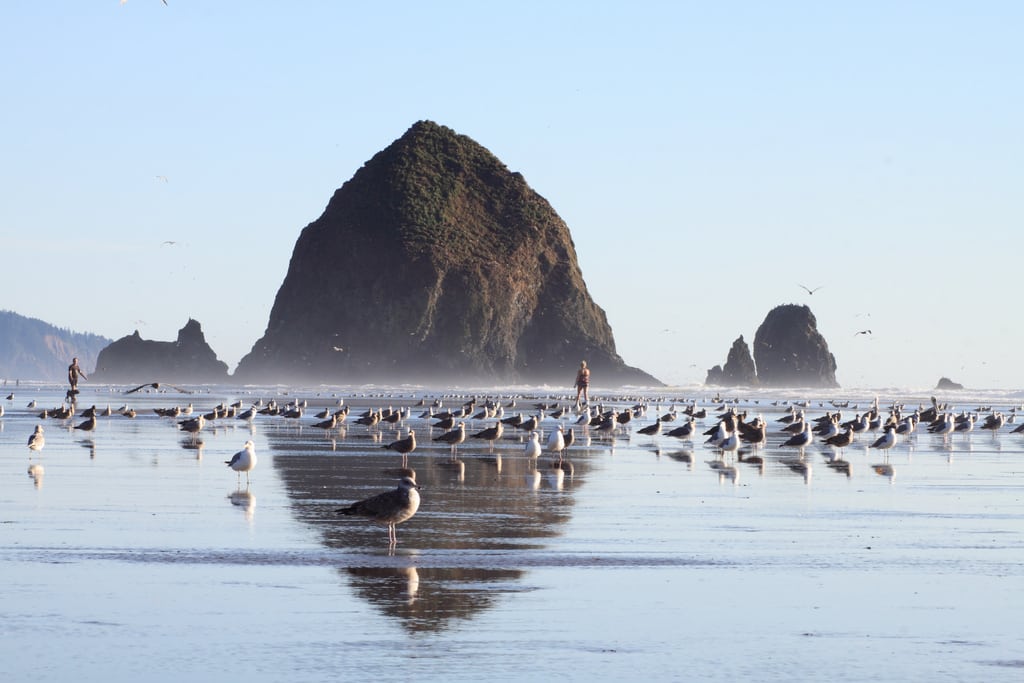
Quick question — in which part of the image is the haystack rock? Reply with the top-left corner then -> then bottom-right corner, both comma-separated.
752,304 -> 838,388
705,335 -> 758,386
234,121 -> 659,387
92,319 -> 229,383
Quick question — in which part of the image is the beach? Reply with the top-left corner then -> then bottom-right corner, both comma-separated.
1,383 -> 1022,682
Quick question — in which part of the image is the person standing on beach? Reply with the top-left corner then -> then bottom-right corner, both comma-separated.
574,360 -> 590,408
68,357 -> 87,396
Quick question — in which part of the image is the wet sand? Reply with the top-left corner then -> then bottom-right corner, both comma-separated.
1,384 -> 1022,681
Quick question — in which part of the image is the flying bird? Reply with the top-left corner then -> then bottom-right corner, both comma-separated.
799,284 -> 823,295
125,382 -> 193,394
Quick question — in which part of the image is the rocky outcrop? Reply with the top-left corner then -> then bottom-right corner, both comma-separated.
234,120 -> 659,387
935,377 -> 964,390
705,336 -> 758,386
92,319 -> 229,384
752,304 -> 838,388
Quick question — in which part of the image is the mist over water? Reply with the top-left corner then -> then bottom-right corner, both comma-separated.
1,382 -> 1022,681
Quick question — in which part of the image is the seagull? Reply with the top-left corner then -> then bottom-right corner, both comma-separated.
382,429 -> 417,466
705,420 -> 728,448
895,414 -> 918,436
336,475 -> 421,546
28,425 -> 45,452
780,423 -> 812,450
799,284 -> 823,295
981,412 -> 1005,432
524,431 -> 542,459
225,440 -> 257,485
563,427 -> 576,451
236,405 -> 258,421
74,415 -> 98,432
718,427 -> 740,456
637,420 -> 661,438
177,414 -> 205,441
594,414 -> 617,439
546,424 -> 566,460
928,413 -> 956,441
434,422 -> 466,457
823,426 -> 854,452
665,419 -> 696,439
869,425 -> 897,454
470,421 -> 504,451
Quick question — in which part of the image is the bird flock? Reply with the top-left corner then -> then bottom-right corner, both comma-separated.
7,386 -> 1022,544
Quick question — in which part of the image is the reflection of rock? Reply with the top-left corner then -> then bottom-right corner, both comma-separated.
705,335 -> 758,386
753,305 -> 838,388
935,376 -> 964,390
345,566 -> 523,634
270,429 -> 585,630
273,442 -> 580,551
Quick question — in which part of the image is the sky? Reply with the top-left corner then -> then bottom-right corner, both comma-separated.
2,2 -> 1021,391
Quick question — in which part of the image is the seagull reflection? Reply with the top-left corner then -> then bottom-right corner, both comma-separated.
783,459 -> 812,484
438,458 -> 465,481
544,463 -> 565,490
871,463 -> 895,481
707,460 -> 739,484
28,463 -> 44,489
81,439 -> 96,460
228,489 -> 256,521
481,453 -> 502,473
552,458 -> 574,478
736,448 -> 765,475
181,437 -> 204,459
382,466 -> 417,481
525,466 -> 542,490
824,453 -> 852,477
667,450 -> 694,469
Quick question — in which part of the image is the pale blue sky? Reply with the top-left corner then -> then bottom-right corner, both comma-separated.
2,2 -> 1021,390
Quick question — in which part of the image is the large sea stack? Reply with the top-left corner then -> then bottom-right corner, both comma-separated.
752,304 -> 838,388
234,121 -> 658,387
92,319 -> 229,383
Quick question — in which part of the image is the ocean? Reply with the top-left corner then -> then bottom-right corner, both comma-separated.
1,382 -> 1022,682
